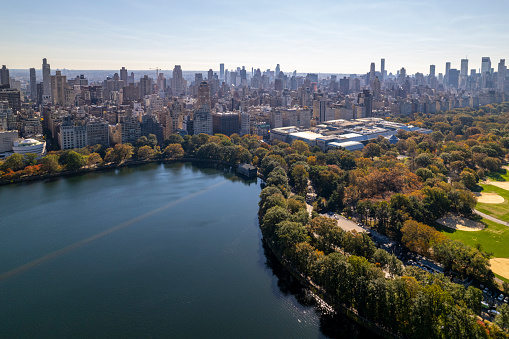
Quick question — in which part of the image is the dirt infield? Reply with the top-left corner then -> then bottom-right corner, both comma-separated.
485,179 -> 509,191
436,214 -> 485,231
477,192 -> 505,204
490,258 -> 509,280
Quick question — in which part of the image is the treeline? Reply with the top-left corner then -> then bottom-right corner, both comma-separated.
259,164 -> 508,339
0,133 -> 262,181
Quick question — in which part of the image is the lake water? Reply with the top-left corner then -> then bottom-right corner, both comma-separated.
0,163 -> 375,338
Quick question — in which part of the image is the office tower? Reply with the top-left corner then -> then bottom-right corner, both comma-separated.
197,81 -> 210,109
208,69 -> 213,81
220,63 -> 224,79
171,65 -> 184,96
50,70 -> 67,106
444,62 -> 450,86
448,69 -> 460,88
357,90 -> 373,118
0,65 -> 9,86
429,65 -> 436,78
482,57 -> 491,75
29,68 -> 37,101
240,67 -> 247,82
339,77 -> 350,95
380,58 -> 385,80
399,67 -> 406,84
42,58 -> 51,103
120,67 -> 128,83
275,64 -> 280,78
498,59 -> 506,91
370,62 -> 375,80
460,59 -> 468,88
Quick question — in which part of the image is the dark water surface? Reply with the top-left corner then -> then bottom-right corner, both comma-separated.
0,163 -> 374,338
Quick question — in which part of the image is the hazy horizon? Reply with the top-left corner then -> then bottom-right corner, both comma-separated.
2,0 -> 509,74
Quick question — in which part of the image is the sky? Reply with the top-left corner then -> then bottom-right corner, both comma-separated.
2,0 -> 509,75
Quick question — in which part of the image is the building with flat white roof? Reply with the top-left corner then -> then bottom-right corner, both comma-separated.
12,138 -> 46,158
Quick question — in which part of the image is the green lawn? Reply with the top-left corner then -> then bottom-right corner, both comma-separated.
476,184 -> 509,222
438,219 -> 509,258
486,168 -> 509,182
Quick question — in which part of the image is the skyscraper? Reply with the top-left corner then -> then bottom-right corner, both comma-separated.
380,58 -> 385,80
498,59 -> 506,91
50,70 -> 67,106
42,58 -> 51,103
445,62 -> 451,86
0,65 -> 9,86
120,67 -> 128,83
29,68 -> 37,101
369,62 -> 375,81
460,59 -> 468,88
429,65 -> 436,78
171,65 -> 184,96
275,64 -> 280,78
482,57 -> 491,75
219,63 -> 224,80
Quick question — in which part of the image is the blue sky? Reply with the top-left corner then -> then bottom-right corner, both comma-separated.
2,0 -> 509,74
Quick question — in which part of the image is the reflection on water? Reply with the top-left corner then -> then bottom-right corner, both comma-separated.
261,241 -> 381,339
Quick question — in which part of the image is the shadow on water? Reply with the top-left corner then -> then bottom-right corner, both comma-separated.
261,240 -> 382,339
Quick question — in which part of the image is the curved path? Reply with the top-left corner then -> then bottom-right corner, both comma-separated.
473,209 -> 509,226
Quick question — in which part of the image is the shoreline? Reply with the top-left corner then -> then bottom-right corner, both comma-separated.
0,157 -> 242,186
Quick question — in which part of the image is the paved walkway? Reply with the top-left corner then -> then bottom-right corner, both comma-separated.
473,209 -> 509,226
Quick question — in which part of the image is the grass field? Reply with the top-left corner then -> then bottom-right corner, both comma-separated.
476,184 -> 509,222
438,219 -> 509,282
438,219 -> 509,258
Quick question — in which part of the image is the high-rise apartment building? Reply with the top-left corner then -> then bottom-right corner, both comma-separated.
220,63 -> 224,80
0,65 -> 9,86
429,65 -> 436,78
275,64 -> 280,78
50,70 -> 67,106
42,58 -> 51,103
139,75 -> 152,96
171,65 -> 184,96
29,68 -> 37,101
197,81 -> 210,109
193,106 -> 213,135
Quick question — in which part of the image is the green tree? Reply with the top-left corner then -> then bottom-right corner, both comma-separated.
63,151 -> 86,170
40,154 -> 60,173
1,153 -> 24,171
496,303 -> 509,332
363,143 -> 382,159
291,164 -> 309,195
23,153 -> 38,167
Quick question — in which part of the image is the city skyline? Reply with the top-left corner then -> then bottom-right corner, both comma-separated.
2,0 -> 509,74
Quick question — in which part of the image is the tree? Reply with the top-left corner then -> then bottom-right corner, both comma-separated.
1,153 -> 24,171
137,145 -> 155,160
460,170 -> 477,189
363,143 -> 382,159
401,220 -> 445,257
147,134 -> 158,148
164,134 -> 184,146
163,144 -> 185,159
414,153 -> 433,168
496,303 -> 509,332
105,144 -> 134,163
87,152 -> 102,166
63,151 -> 86,170
23,153 -> 38,167
291,164 -> 309,195
291,140 -> 309,154
40,154 -> 60,173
